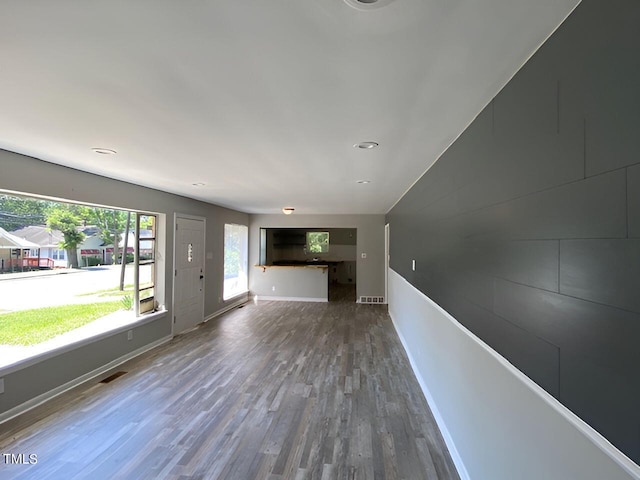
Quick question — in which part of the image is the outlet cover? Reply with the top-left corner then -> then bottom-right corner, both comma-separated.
127,330 -> 133,341
361,253 -> 367,259
0,378 -> 4,394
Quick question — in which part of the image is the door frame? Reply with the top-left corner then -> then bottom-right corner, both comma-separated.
172,212 -> 206,336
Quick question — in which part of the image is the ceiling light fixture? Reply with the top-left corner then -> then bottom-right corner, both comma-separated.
357,180 -> 371,184
353,141 -> 379,149
282,207 -> 295,215
92,148 -> 117,155
192,182 -> 206,187
343,0 -> 396,11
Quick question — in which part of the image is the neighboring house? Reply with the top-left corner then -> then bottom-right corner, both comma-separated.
10,225 -> 150,268
0,226 -> 41,272
117,230 -> 153,259
9,225 -> 124,268
11,225 -> 67,268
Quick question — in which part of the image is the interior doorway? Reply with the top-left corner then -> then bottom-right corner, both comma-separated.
327,228 -> 357,302
173,214 -> 205,335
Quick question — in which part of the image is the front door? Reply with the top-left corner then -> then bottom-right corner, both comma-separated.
173,215 -> 205,335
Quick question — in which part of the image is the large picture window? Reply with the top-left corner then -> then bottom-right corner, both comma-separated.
0,192 -> 161,368
223,224 -> 248,300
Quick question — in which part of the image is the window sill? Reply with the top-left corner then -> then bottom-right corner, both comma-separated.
0,309 -> 167,375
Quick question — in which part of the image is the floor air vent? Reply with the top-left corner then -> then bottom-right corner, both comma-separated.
100,371 -> 128,383
359,296 -> 385,304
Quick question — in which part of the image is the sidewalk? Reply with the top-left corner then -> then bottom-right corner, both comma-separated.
0,268 -> 86,282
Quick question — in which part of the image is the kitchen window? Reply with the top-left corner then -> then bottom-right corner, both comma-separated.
307,231 -> 329,254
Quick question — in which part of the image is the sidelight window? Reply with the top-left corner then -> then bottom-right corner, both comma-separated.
223,224 -> 248,300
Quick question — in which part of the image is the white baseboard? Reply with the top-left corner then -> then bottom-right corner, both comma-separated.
254,295 -> 327,303
0,335 -> 172,425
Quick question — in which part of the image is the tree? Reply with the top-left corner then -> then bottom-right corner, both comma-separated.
0,195 -> 50,231
47,206 -> 86,269
119,212 -> 132,290
91,208 -> 128,264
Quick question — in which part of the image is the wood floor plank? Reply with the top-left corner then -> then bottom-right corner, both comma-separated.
0,299 -> 459,479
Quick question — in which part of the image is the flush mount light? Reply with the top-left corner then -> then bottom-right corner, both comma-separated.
282,207 -> 295,215
353,141 -> 379,149
92,148 -> 117,155
357,180 -> 371,184
192,182 -> 206,187
343,0 -> 396,11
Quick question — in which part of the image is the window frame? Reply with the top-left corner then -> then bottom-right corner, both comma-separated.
134,213 -> 157,316
0,191 -> 165,371
223,223 -> 248,301
306,231 -> 330,254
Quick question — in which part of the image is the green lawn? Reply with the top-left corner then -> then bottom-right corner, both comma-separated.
76,284 -> 134,297
0,302 -> 123,346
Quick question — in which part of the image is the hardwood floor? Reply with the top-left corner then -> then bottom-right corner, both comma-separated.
0,299 -> 459,479
328,283 -> 356,302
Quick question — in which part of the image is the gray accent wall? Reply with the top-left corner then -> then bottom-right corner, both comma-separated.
386,0 -> 640,464
0,149 -> 248,417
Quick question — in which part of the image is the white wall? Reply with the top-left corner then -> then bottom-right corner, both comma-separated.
388,269 -> 640,480
249,214 -> 385,301
253,267 -> 328,301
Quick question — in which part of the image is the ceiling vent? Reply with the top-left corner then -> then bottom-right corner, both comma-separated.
343,0 -> 396,11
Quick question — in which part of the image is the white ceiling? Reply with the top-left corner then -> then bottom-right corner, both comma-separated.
0,0 -> 580,215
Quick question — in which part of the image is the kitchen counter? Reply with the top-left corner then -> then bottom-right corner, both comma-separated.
255,264 -> 329,273
253,264 -> 329,301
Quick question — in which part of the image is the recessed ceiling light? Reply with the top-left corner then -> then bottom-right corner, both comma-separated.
92,148 -> 117,155
353,142 -> 379,149
357,180 -> 371,184
282,207 -> 295,215
192,182 -> 206,187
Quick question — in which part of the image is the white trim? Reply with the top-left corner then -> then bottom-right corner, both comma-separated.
253,295 -> 327,303
0,335 -> 172,425
384,223 -> 389,304
388,269 -> 640,479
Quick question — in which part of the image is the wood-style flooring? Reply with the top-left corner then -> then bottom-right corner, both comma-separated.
0,299 -> 459,479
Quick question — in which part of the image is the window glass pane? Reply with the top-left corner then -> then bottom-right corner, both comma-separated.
307,231 -> 329,254
138,263 -> 155,292
139,241 -> 155,263
139,215 -> 155,238
223,224 -> 248,300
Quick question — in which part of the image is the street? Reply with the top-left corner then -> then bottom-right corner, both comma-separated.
0,265 -> 148,312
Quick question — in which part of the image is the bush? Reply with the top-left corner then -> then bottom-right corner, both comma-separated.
86,256 -> 101,267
